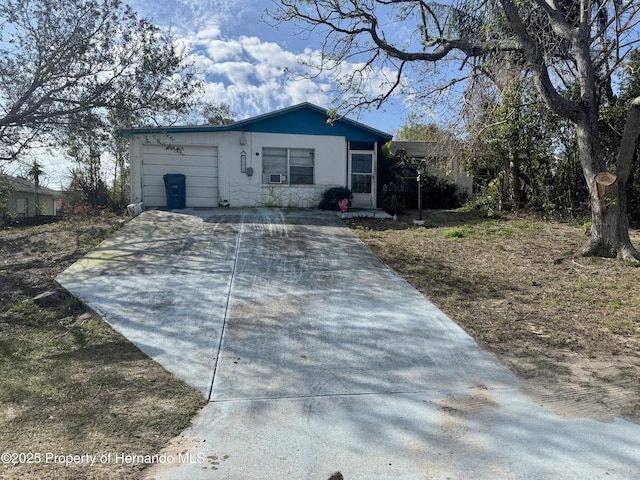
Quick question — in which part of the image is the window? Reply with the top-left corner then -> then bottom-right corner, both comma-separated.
262,147 -> 314,185
16,197 -> 28,216
349,141 -> 375,151
351,153 -> 373,194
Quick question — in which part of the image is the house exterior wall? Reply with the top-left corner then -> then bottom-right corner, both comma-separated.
8,192 -> 58,216
224,131 -> 346,207
425,164 -> 474,196
130,131 -> 348,208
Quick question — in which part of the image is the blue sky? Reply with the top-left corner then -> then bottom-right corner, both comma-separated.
129,0 -> 412,134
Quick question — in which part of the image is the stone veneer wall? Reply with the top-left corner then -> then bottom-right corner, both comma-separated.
227,183 -> 341,208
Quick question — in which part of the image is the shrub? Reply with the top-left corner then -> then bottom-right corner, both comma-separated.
0,174 -> 13,225
319,187 -> 353,210
60,199 -> 104,220
421,174 -> 468,209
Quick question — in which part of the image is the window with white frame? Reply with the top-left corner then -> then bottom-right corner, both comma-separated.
262,147 -> 314,185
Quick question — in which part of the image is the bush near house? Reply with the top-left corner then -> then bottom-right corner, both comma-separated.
319,186 -> 353,210
381,173 -> 467,214
420,174 -> 468,209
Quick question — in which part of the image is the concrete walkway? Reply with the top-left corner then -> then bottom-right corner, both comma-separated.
57,209 -> 640,479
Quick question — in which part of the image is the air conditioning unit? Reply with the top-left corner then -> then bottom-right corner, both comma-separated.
269,173 -> 285,184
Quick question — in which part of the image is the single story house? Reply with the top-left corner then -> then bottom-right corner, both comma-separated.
6,175 -> 62,216
121,103 -> 393,209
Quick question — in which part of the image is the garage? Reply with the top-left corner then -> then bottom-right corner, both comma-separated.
141,144 -> 219,208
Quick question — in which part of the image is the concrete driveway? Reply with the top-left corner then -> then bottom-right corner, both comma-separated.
57,209 -> 640,479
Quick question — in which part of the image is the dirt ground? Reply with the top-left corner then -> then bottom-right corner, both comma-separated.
0,216 -> 206,480
348,210 -> 640,424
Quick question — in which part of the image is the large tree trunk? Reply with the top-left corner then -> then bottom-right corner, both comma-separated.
583,172 -> 638,260
580,97 -> 640,261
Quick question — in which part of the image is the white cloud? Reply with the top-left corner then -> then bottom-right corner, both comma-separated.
183,25 -> 335,119
208,60 -> 255,86
142,0 -> 402,127
203,39 -> 243,62
193,23 -> 223,43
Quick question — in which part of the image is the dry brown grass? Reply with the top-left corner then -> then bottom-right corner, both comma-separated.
1,210 -> 638,480
0,217 -> 206,479
348,210 -> 640,423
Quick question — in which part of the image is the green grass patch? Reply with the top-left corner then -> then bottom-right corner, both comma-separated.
511,220 -> 545,233
442,226 -> 474,239
575,278 -> 600,290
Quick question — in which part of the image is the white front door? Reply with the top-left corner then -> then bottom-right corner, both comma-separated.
349,152 -> 375,208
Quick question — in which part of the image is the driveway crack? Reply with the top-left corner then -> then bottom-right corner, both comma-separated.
208,208 -> 245,401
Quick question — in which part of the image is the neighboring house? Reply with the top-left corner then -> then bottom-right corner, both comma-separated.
121,103 -> 393,209
7,176 -> 62,216
390,141 -> 474,198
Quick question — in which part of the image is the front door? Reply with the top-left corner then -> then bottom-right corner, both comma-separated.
349,152 -> 374,208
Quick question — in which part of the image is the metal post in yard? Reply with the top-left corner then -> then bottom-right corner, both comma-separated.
417,173 -> 423,221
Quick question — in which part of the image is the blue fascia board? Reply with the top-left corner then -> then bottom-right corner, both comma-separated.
120,103 -> 393,144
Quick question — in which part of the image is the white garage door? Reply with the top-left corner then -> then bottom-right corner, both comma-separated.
141,145 -> 219,208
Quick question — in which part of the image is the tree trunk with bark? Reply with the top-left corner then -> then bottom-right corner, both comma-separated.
581,97 -> 640,261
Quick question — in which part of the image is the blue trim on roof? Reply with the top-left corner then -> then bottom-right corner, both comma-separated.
120,103 -> 393,143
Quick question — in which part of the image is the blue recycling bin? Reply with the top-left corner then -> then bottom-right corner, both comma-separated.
163,174 -> 186,209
